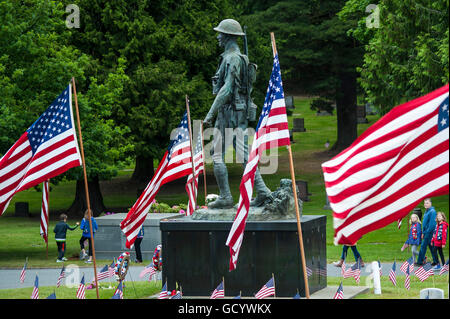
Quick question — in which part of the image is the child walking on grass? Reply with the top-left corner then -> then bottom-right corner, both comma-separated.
431,211 -> 448,271
53,214 -> 79,262
401,213 -> 422,263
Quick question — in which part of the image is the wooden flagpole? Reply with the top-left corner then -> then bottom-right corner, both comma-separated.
185,95 -> 198,211
270,32 -> 310,299
71,77 -> 100,299
201,121 -> 208,205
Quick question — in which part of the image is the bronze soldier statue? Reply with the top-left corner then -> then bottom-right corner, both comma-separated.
203,19 -> 272,209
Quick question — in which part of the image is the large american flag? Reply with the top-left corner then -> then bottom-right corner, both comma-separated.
255,277 -> 276,299
415,262 -> 434,282
226,54 -> 290,270
76,275 -> 86,299
322,85 -> 449,245
40,180 -> 49,243
185,129 -> 205,216
210,281 -> 225,299
120,113 -> 193,248
388,261 -> 397,286
31,275 -> 39,299
0,85 -> 82,216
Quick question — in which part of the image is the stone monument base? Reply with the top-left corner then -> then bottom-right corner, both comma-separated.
160,214 -> 326,297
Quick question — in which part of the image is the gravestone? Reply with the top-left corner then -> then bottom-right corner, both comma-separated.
296,180 -> 311,202
285,96 -> 294,109
293,118 -> 306,132
420,288 -> 444,299
15,202 -> 29,217
357,105 -> 368,124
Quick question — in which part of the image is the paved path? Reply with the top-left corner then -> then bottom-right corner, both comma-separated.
1,262 -> 432,290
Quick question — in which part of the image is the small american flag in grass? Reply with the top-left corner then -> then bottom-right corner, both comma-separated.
255,277 -> 275,299
439,259 -> 449,275
210,281 -> 225,299
19,258 -> 27,283
415,262 -> 434,282
76,275 -> 86,299
388,261 -> 397,286
404,266 -> 411,290
333,282 -> 344,299
56,265 -> 65,288
31,275 -> 39,299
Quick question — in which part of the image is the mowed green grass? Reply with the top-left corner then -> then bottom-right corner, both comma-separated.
1,96 -> 448,269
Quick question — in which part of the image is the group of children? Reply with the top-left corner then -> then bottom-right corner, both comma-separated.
402,198 -> 448,270
52,210 -> 98,263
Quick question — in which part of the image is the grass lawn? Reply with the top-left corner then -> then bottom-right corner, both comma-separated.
0,280 -> 161,299
1,95 -> 448,271
327,275 -> 449,299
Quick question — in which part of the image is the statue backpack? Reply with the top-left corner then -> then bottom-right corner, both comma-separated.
239,26 -> 258,122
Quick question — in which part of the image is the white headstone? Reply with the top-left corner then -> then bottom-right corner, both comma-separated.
420,288 -> 444,299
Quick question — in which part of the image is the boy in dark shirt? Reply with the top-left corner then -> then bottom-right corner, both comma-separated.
53,213 -> 79,262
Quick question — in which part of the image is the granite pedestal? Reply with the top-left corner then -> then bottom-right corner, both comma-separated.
94,213 -> 182,260
160,214 -> 326,297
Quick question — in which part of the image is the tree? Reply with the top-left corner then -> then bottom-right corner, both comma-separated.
340,0 -> 449,114
70,0 -> 238,184
0,0 -> 131,216
240,0 -> 364,151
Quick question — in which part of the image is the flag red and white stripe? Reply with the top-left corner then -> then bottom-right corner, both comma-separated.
0,85 -> 82,216
76,275 -> 86,299
322,85 -> 449,245
333,282 -> 344,299
19,259 -> 27,283
255,277 -> 275,299
40,180 -> 49,243
388,261 -> 397,286
210,281 -> 225,299
31,275 -> 39,299
120,113 -> 193,248
226,54 -> 290,271
404,267 -> 411,290
185,130 -> 205,216
415,262 -> 434,282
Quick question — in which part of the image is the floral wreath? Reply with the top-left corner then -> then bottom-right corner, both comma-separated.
114,252 -> 130,281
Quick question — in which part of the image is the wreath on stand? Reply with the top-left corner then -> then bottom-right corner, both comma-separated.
114,252 -> 130,282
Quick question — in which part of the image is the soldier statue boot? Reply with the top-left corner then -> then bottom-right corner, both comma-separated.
208,162 -> 234,209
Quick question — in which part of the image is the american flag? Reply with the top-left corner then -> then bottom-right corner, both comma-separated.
333,282 -> 344,299
255,277 -> 276,299
292,292 -> 300,299
120,113 -> 193,248
210,281 -> 225,299
404,266 -> 411,290
139,263 -> 156,280
322,85 -> 449,245
46,292 -> 56,299
158,282 -> 169,299
415,262 -> 434,282
112,281 -> 123,299
185,129 -> 205,216
31,275 -> 39,299
40,180 -> 49,243
341,260 -> 346,277
400,257 -> 415,275
439,259 -> 449,275
56,265 -> 65,288
226,54 -> 290,270
96,264 -> 113,281
388,261 -> 397,286
76,275 -> 86,299
0,85 -> 82,216
170,291 -> 182,299
19,258 -> 27,283
343,259 -> 361,283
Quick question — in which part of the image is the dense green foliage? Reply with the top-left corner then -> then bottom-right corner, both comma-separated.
340,0 -> 449,114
